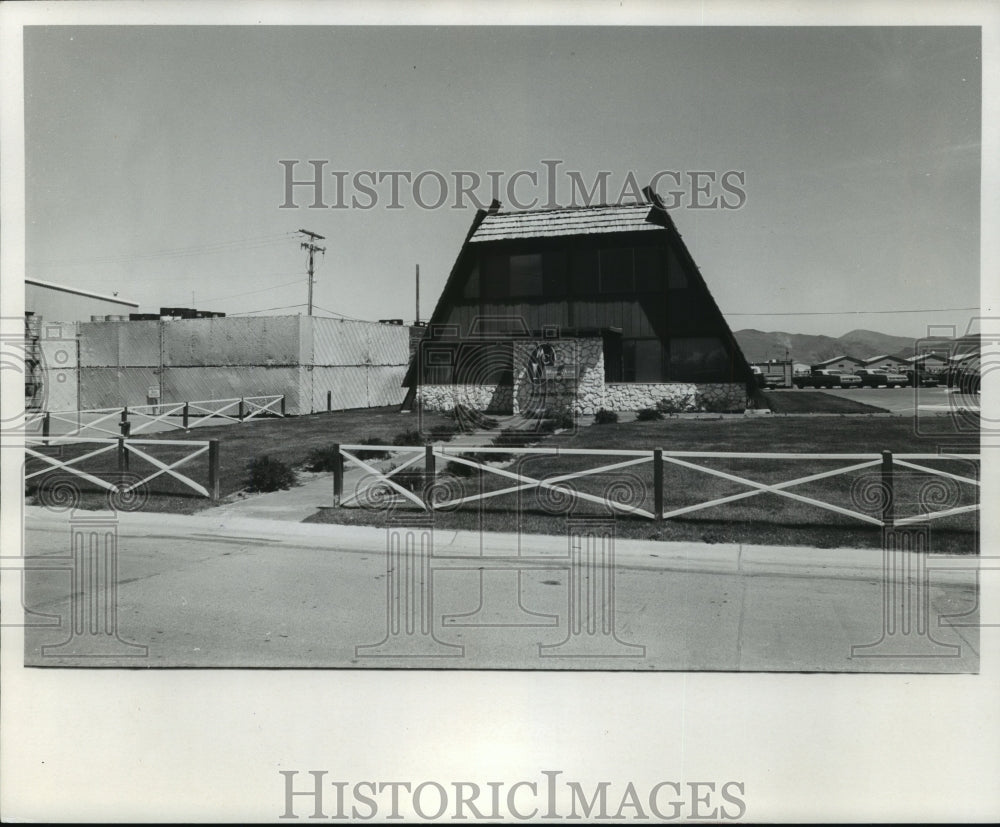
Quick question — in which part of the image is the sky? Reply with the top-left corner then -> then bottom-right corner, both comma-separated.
23,25 -> 982,338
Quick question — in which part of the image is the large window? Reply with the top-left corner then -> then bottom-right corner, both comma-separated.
668,337 -> 730,380
603,336 -> 732,383
420,342 -> 513,385
604,337 -> 666,382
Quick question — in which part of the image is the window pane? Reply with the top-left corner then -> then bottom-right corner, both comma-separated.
509,254 -> 544,297
599,247 -> 634,293
603,334 -> 623,382
668,337 -> 730,380
618,338 -> 664,382
633,339 -> 663,381
455,342 -> 512,384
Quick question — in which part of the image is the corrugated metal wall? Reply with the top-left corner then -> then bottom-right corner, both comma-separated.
66,316 -> 409,414
304,317 -> 409,410
163,317 -> 301,367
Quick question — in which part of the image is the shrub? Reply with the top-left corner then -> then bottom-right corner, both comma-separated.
594,408 -> 618,424
305,445 -> 342,472
699,396 -> 742,413
536,418 -> 558,434
354,436 -> 390,460
656,397 -> 688,414
540,404 -> 575,430
246,455 -> 297,492
636,407 -> 664,421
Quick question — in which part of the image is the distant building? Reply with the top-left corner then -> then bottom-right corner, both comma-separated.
811,354 -> 866,373
862,354 -> 910,371
405,191 -> 754,414
905,352 -> 949,371
26,277 -> 138,322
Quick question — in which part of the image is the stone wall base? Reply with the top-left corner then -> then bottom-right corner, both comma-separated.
417,381 -> 747,415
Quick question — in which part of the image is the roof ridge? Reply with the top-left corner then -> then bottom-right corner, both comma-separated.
487,201 -> 651,217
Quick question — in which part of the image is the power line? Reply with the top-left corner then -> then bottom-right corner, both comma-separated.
726,306 -> 979,316
311,303 -> 369,323
230,303 -> 307,315
195,278 -> 303,305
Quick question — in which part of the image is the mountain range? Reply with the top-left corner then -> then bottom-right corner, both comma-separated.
733,328 -> 922,366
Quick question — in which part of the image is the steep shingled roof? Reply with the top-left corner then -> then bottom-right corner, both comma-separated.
469,203 -> 659,243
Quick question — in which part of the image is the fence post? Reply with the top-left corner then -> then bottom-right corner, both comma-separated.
208,439 -> 220,501
117,422 -> 130,473
280,395 -> 286,417
881,449 -> 895,528
327,390 -> 332,412
425,444 -> 436,488
42,412 -> 50,445
238,397 -> 245,421
120,406 -> 129,435
332,443 -> 343,506
653,448 -> 663,524
182,402 -> 190,429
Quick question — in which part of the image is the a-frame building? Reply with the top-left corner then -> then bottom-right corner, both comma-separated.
406,187 -> 753,415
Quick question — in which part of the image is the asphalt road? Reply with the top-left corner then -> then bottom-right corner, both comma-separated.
770,385 -> 970,416
20,510 -> 979,672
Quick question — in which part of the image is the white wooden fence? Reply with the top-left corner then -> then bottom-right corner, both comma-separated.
332,444 -> 980,529
24,395 -> 284,440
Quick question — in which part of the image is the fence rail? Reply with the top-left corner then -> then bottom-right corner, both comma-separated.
25,435 -> 220,500
24,395 -> 285,439
332,443 -> 980,529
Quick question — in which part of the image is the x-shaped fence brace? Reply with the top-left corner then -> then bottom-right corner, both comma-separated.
25,437 -> 212,497
337,445 -> 981,528
25,395 -> 284,438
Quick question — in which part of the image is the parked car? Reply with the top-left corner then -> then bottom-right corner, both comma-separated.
905,368 -> 940,387
855,369 -> 908,388
816,369 -> 862,389
794,369 -> 861,389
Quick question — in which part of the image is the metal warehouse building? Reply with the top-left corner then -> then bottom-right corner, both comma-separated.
406,189 -> 754,415
29,315 -> 411,415
26,277 -> 139,322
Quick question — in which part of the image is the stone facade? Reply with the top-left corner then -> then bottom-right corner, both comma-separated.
416,336 -> 748,415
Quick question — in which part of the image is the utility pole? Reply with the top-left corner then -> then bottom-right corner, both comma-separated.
415,264 -> 420,325
298,229 -> 326,316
